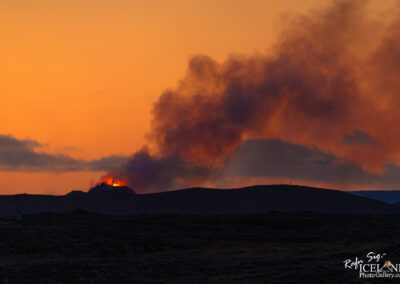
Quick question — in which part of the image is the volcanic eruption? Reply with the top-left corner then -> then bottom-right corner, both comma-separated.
95,175 -> 126,190
104,0 -> 400,193
89,176 -> 134,194
102,176 -> 127,188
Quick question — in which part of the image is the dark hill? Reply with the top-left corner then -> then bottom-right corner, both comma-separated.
349,190 -> 400,204
0,184 -> 397,215
131,185 -> 398,215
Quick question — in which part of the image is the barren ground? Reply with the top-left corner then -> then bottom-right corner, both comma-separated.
0,211 -> 398,283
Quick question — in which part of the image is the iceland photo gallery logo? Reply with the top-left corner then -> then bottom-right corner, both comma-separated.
344,251 -> 400,279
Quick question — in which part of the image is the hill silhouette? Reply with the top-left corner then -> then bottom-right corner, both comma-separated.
350,190 -> 400,204
0,184 -> 398,215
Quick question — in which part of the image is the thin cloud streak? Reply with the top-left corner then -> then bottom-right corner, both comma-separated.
0,135 -> 129,172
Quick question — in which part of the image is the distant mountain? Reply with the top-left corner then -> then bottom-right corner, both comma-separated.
0,185 -> 398,216
349,190 -> 400,204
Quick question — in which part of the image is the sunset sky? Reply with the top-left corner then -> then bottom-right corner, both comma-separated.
1,0 -> 400,194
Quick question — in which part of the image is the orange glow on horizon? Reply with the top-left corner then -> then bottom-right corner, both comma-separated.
0,0 -> 398,194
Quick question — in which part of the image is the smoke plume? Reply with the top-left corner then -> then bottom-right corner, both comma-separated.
110,0 -> 400,193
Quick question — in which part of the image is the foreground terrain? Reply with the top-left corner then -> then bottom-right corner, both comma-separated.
0,212 -> 399,283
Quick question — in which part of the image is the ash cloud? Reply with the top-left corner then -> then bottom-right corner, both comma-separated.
86,155 -> 130,171
342,130 -> 379,146
111,0 -> 400,192
111,148 -> 210,191
221,139 -> 395,187
0,135 -> 129,172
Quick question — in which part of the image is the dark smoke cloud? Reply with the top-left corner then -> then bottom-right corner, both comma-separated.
86,155 -> 130,171
341,130 -> 379,146
221,139 -> 400,188
111,0 -> 400,193
111,148 -> 210,191
0,135 -> 129,172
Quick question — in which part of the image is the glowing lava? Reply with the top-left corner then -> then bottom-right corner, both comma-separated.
112,179 -> 123,187
103,176 -> 126,188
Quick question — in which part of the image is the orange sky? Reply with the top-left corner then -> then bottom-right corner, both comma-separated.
0,0 -> 397,194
